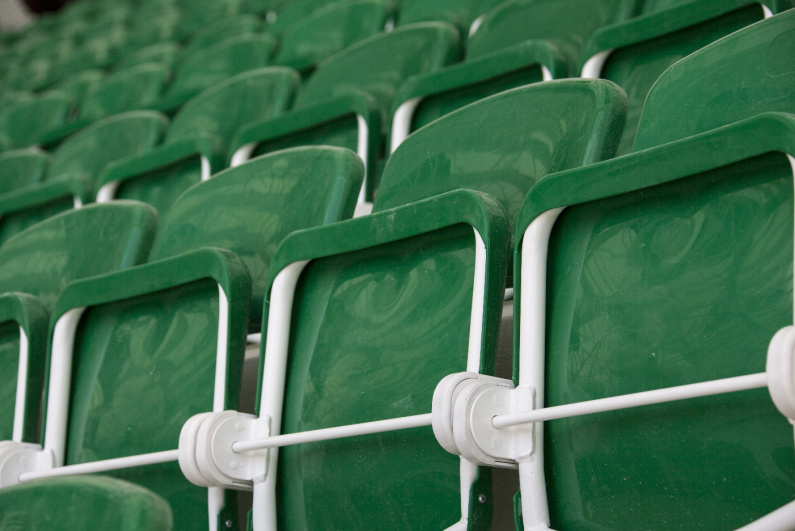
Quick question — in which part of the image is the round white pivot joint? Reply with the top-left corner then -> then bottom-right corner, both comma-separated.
179,411 -> 270,491
0,441 -> 51,487
432,372 -> 534,469
767,326 -> 795,422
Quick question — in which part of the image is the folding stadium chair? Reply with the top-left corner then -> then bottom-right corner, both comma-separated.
264,0 -> 343,37
430,11 -> 795,530
96,68 -> 299,229
0,111 -> 166,244
0,202 -> 156,444
389,0 -> 635,151
120,17 -> 181,58
175,0 -> 244,40
0,476 -> 172,530
230,22 -> 461,213
274,0 -> 393,77
0,147 -> 363,530
152,34 -> 278,114
40,63 -> 169,149
50,69 -> 105,110
0,92 -> 73,151
181,14 -> 261,60
580,0 -> 793,155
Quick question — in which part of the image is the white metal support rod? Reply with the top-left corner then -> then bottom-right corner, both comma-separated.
233,413 -> 432,453
492,372 -> 768,429
18,449 -> 179,482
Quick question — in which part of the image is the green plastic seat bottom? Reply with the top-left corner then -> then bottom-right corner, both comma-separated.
114,157 -> 203,231
543,153 -> 795,529
277,224 -> 477,530
602,5 -> 764,156
0,322 -> 20,441
0,195 -> 73,246
410,66 -> 545,132
0,475 -> 173,530
64,279 -> 227,530
251,114 -> 360,163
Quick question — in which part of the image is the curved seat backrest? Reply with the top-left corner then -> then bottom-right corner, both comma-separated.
0,149 -> 49,195
80,63 -> 168,122
0,92 -> 72,150
182,14 -> 261,59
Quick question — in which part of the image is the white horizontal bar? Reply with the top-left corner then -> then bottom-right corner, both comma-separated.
19,449 -> 179,482
493,372 -> 768,429
233,413 -> 432,453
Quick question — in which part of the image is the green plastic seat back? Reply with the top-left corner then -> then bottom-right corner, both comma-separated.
151,146 -> 363,327
0,149 -> 49,194
113,42 -> 181,72
57,35 -> 117,79
113,68 -> 299,228
375,80 -> 627,233
0,91 -> 32,112
267,0 -> 342,36
528,13 -> 795,529
164,34 -> 278,102
0,202 -> 156,310
52,69 -> 105,107
398,0 -> 504,34
47,110 -> 167,188
466,0 -> 636,63
295,22 -> 461,110
276,0 -> 391,75
0,92 -> 73,150
634,9 -> 795,151
177,0 -> 243,38
595,4 -> 772,156
182,14 -> 261,58
165,67 -> 299,148
80,63 -> 168,122
121,19 -> 180,57
273,201 -> 493,530
0,476 -> 172,530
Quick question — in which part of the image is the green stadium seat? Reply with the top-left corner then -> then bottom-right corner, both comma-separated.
120,17 -> 181,58
389,0 -> 634,151
40,63 -> 169,149
0,111 -> 166,245
97,68 -> 298,230
112,42 -> 181,73
274,0 -> 393,77
233,187 -> 509,529
50,69 -> 105,109
181,14 -> 261,59
510,11 -> 795,529
176,0 -> 244,40
26,147 -> 363,529
265,0 -> 343,37
397,0 -> 504,35
152,34 -> 278,114
0,202 -> 156,444
230,22 -> 461,212
0,92 -> 73,151
580,0 -> 793,155
0,149 -> 48,195
0,476 -> 172,530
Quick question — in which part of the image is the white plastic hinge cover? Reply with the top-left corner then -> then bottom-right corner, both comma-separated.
0,441 -> 51,487
179,411 -> 270,491
768,326 -> 795,422
432,372 -> 533,469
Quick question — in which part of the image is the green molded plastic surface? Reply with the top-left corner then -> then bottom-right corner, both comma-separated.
377,80 -> 627,244
0,294 -> 48,442
466,0 -> 635,63
266,0 -> 342,36
590,4 -> 768,155
176,0 -> 243,39
53,248 -> 251,530
181,14 -> 261,59
79,63 -> 168,122
0,92 -> 72,150
513,12 -> 795,530
51,69 -> 105,107
113,42 -> 181,73
104,68 -> 299,224
398,0 -> 504,33
120,19 -> 180,58
635,9 -> 795,150
275,0 -> 391,75
0,476 -> 173,530
0,201 -> 156,310
152,146 -> 364,328
261,190 -> 509,530
0,149 -> 48,195
155,34 -> 278,113
233,22 -> 460,198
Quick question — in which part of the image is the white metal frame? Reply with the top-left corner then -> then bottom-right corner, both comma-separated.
95,155 -> 212,203
11,327 -> 29,443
